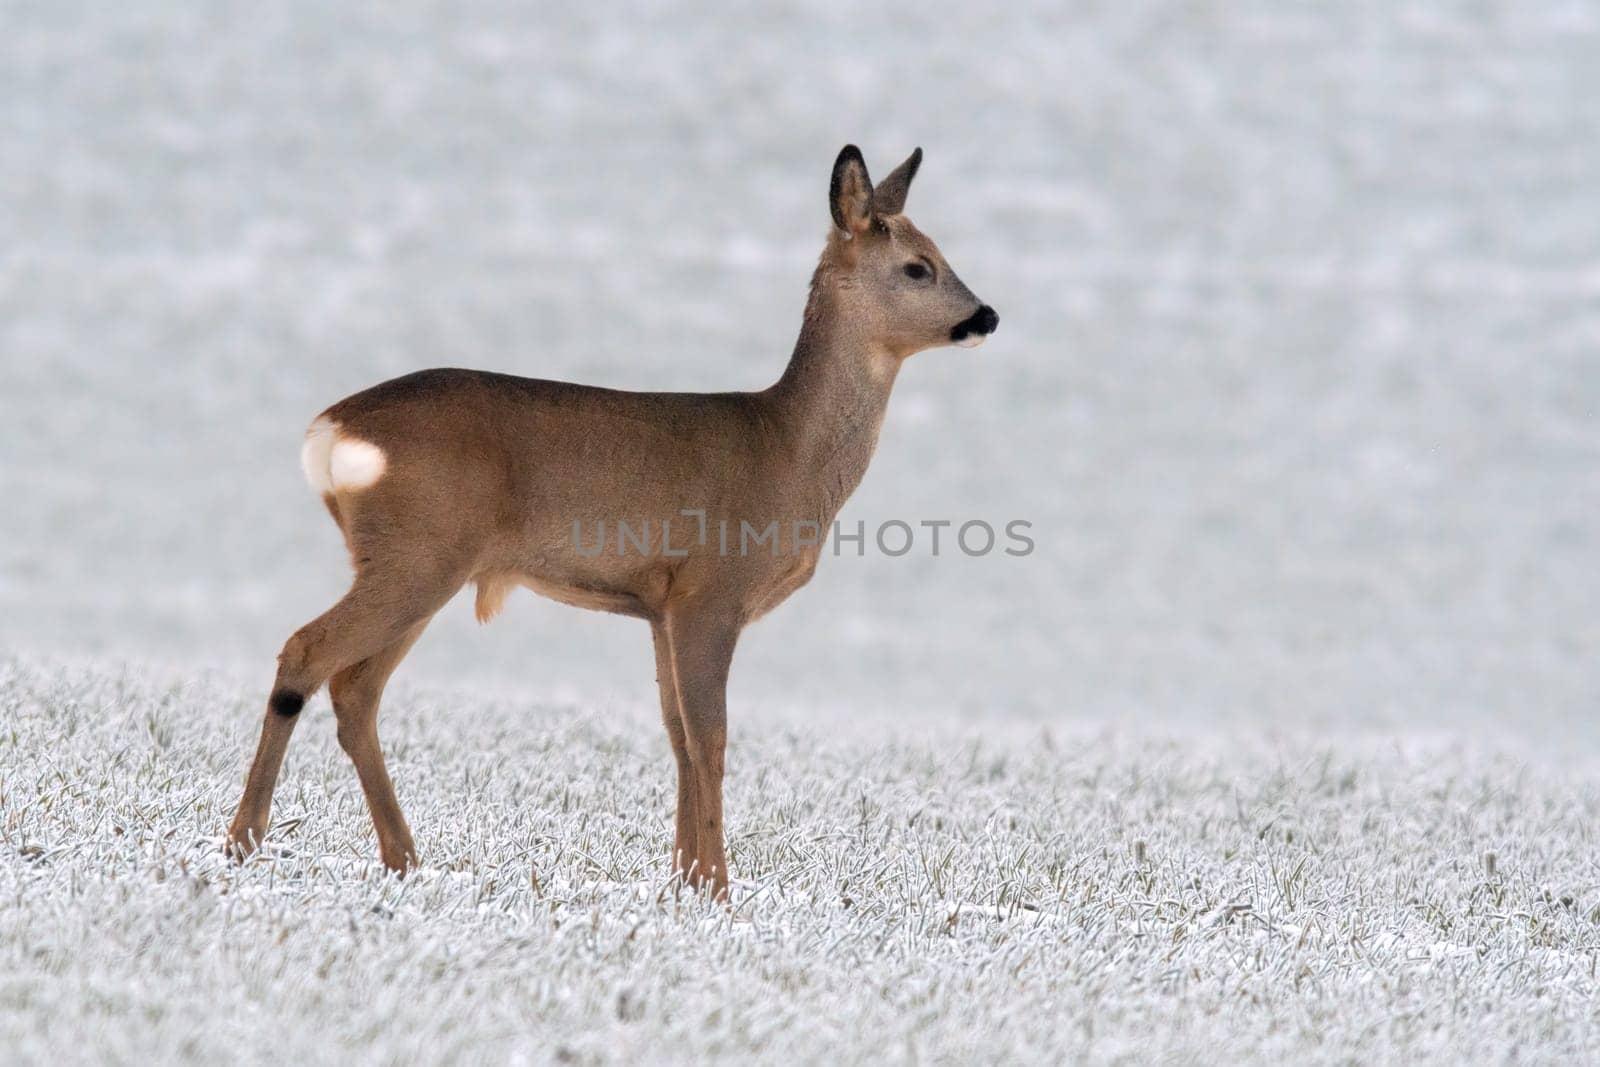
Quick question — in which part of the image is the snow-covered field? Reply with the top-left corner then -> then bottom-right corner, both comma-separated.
3,1 -> 1599,1063
5,655 -> 1600,1064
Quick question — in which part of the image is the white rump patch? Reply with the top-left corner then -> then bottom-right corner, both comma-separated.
329,437 -> 387,491
955,333 -> 988,349
301,417 -> 337,495
300,417 -> 387,494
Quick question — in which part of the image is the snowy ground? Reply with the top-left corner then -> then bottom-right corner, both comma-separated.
3,1 -> 1599,1063
4,655 -> 1600,1064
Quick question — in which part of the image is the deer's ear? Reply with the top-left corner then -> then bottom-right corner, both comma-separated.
872,147 -> 922,216
829,145 -> 875,237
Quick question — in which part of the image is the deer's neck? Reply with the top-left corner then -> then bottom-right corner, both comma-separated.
763,287 -> 901,521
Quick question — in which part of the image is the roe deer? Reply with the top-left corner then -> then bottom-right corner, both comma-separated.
225,145 -> 999,898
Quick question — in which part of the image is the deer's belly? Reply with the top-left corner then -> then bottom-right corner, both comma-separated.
522,572 -> 654,617
482,531 -> 822,625
474,560 -> 663,621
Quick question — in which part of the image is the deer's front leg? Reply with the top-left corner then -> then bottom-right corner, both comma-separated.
663,606 -> 740,901
652,621 -> 699,880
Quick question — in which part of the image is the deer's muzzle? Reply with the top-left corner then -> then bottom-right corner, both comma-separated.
950,305 -> 999,348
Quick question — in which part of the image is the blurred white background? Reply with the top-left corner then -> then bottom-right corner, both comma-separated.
2,1 -> 1596,737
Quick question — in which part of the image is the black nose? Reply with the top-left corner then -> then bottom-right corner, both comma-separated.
950,304 -> 999,342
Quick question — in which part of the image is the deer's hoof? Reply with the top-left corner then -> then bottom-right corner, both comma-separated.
223,826 -> 262,863
378,845 -> 418,876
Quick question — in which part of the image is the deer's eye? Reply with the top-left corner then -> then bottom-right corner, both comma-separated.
903,262 -> 930,281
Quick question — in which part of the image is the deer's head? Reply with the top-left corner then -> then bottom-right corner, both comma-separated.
822,145 -> 999,358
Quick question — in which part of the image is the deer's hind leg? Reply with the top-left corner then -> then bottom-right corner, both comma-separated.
328,620 -> 431,872
226,538 -> 473,862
